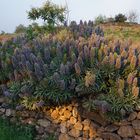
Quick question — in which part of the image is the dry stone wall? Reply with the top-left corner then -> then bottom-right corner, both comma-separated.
1,97 -> 140,140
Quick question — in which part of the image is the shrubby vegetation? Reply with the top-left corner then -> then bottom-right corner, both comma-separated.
0,1 -> 140,121
0,19 -> 140,121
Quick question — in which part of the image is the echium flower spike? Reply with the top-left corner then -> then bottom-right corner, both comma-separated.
60,63 -> 66,75
133,77 -> 138,87
53,72 -> 60,83
59,80 -> 66,90
109,53 -> 115,65
34,63 -> 43,80
85,71 -> 96,87
90,47 -> 96,65
84,45 -> 89,59
118,88 -> 124,97
98,49 -> 103,62
44,48 -> 50,61
115,56 -> 121,69
74,63 -> 81,75
132,86 -> 139,98
69,79 -> 76,90
117,79 -> 125,89
26,61 -> 33,72
102,56 -> 109,65
121,50 -> 127,59
11,56 -> 18,68
130,55 -> 137,70
65,64 -> 70,74
71,53 -> 77,64
77,56 -> 83,67
21,54 -> 26,66
127,73 -> 134,85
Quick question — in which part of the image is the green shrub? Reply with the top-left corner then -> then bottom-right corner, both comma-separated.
115,13 -> 127,22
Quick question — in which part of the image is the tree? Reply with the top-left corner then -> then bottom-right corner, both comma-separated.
115,13 -> 127,23
127,10 -> 139,23
94,15 -> 106,25
15,24 -> 26,34
28,1 -> 66,28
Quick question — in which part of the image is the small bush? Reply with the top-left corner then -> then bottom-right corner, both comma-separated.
115,13 -> 127,22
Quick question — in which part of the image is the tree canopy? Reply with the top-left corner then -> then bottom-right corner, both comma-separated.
28,1 -> 66,27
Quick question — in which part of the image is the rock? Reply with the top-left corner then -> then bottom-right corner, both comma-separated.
82,119 -> 91,131
90,122 -> 100,130
83,130 -> 89,138
45,124 -> 58,133
66,120 -> 73,130
77,114 -> 82,122
136,105 -> 140,111
59,115 -> 67,121
59,107 -> 66,115
68,128 -> 81,137
36,126 -> 44,134
72,107 -> 78,118
136,129 -> 140,135
81,110 -> 109,126
132,120 -> 140,129
5,109 -> 12,116
114,120 -> 131,126
37,119 -> 50,128
51,110 -> 59,119
64,110 -> 72,119
70,116 -> 77,124
128,112 -> 137,121
89,127 -> 97,138
0,108 -> 5,113
123,138 -> 132,140
101,133 -> 121,140
0,98 -> 5,104
95,138 -> 103,140
74,121 -> 83,130
137,112 -> 140,119
24,118 -> 35,125
52,119 -> 61,124
117,125 -> 135,138
60,122 -> 67,133
59,134 -> 70,140
97,127 -> 106,136
67,105 -> 72,111
105,124 -> 119,132
134,135 -> 140,140
20,111 -> 30,118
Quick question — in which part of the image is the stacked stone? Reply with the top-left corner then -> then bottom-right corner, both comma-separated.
1,97 -> 140,140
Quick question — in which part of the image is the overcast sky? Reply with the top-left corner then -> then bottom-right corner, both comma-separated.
0,0 -> 140,33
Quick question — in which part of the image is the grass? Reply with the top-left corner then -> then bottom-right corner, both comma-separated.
0,117 -> 35,140
102,23 -> 140,42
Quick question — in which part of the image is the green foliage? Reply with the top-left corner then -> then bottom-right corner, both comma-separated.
28,1 -> 66,28
0,117 -> 35,140
15,24 -> 26,34
25,25 -> 39,40
94,15 -> 106,25
98,93 -> 140,121
115,13 -> 127,22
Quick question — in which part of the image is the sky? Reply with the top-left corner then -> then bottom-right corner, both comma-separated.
0,0 -> 140,33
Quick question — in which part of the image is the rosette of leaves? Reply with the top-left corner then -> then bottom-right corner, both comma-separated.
97,91 -> 140,121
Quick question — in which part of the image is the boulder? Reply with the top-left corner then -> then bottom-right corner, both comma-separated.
68,128 -> 81,137
132,120 -> 140,129
128,112 -> 137,121
37,119 -> 50,128
118,125 -> 135,138
101,132 -> 121,140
